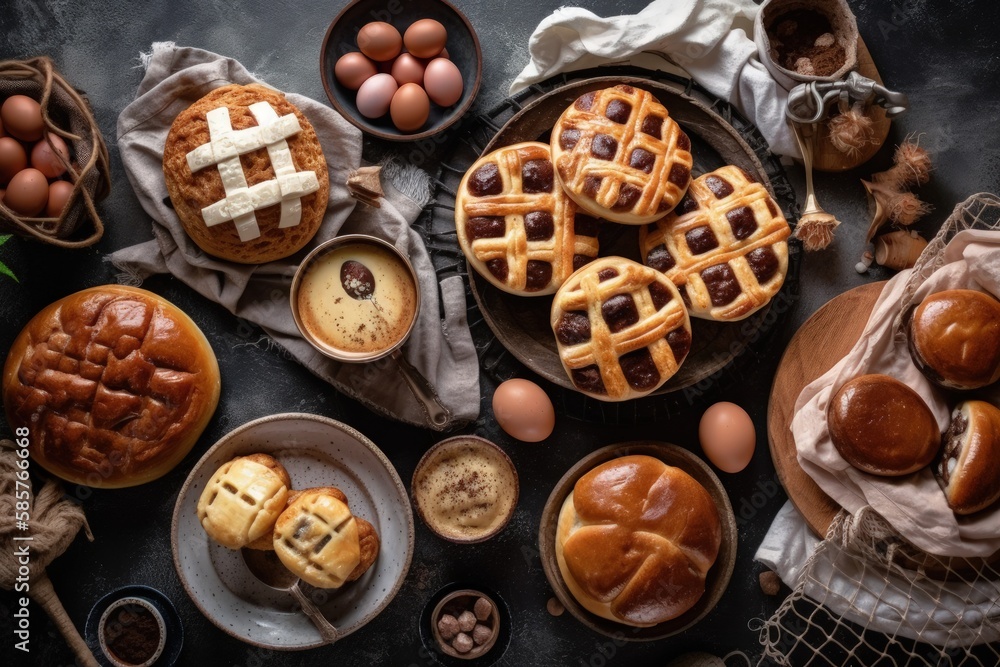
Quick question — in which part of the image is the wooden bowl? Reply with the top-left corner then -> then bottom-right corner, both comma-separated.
539,442 -> 737,640
320,0 -> 482,141
429,589 -> 500,659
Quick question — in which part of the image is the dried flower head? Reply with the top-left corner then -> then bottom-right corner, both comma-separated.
887,190 -> 932,226
893,138 -> 932,187
794,213 -> 839,251
828,106 -> 875,157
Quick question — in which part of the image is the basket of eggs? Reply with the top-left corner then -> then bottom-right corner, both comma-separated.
0,56 -> 110,247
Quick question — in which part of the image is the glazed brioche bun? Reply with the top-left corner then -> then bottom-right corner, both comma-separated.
938,401 -> 1000,515
555,455 -> 721,627
908,289 -> 1000,390
2,285 -> 221,488
197,454 -> 291,549
827,374 -> 940,476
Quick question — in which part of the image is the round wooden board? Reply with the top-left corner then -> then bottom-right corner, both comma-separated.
767,281 -> 887,537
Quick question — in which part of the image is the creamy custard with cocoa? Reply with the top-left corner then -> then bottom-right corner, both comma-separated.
297,242 -> 417,356
413,437 -> 518,542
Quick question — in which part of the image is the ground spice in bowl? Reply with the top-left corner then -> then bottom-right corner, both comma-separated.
766,8 -> 846,77
99,598 -> 165,666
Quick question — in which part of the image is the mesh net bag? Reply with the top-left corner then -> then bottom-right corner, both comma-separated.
757,193 -> 1000,666
0,56 -> 110,247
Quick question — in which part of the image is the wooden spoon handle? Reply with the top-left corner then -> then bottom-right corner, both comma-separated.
31,573 -> 100,667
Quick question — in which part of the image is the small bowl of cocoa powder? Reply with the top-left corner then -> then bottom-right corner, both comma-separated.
755,0 -> 859,89
97,597 -> 166,667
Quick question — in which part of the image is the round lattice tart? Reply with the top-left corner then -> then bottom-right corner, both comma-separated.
163,83 -> 329,264
550,84 -> 693,225
2,285 -> 221,487
551,257 -> 692,401
456,141 -> 601,295
639,165 -> 790,321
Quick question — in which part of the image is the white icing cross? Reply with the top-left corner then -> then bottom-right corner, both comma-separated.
185,102 -> 321,242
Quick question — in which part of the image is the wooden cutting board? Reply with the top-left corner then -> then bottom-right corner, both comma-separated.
767,281 -> 886,537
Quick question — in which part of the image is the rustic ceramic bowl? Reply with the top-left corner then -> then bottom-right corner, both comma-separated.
85,586 -> 183,667
539,441 -> 737,641
320,0 -> 482,141
430,589 -> 500,659
97,597 -> 166,667
171,413 -> 414,650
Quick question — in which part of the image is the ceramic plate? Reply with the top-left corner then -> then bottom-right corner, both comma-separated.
171,413 -> 414,650
539,441 -> 737,641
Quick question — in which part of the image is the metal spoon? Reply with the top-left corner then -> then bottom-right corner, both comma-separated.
241,548 -> 339,644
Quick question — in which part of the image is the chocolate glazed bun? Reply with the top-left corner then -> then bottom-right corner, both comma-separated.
908,289 -> 1000,390
938,401 -> 1000,515
827,374 -> 940,476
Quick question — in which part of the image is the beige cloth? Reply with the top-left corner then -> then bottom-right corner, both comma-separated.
793,229 -> 1000,558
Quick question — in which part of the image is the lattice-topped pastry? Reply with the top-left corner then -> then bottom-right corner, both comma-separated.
456,141 -> 601,295
639,165 -> 791,321
550,85 -> 693,225
551,257 -> 692,401
197,454 -> 291,550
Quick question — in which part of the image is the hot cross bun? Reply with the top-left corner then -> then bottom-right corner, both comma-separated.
551,85 -> 693,225
456,141 -> 601,295
551,257 -> 692,401
639,166 -> 790,321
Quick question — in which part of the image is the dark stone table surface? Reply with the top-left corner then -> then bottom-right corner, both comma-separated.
2,1 -> 998,665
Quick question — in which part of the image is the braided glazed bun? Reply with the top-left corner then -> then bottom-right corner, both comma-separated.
555,455 -> 721,627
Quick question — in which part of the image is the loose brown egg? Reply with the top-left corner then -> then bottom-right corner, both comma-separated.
357,22 -> 402,62
403,19 -> 447,59
699,402 -> 756,473
30,133 -> 71,179
389,83 -> 430,132
1,95 -> 44,142
423,58 -> 464,107
355,73 -> 398,118
335,52 -> 378,90
390,53 -> 426,86
0,136 -> 27,185
46,179 -> 74,217
492,378 -> 555,442
4,168 -> 49,216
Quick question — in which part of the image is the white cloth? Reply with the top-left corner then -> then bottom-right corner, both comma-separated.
510,0 -> 800,158
792,229 -> 1000,558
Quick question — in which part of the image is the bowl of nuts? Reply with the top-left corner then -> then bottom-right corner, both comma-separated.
430,588 -> 501,660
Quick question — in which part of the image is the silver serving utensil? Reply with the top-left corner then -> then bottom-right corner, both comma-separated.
241,548 -> 339,644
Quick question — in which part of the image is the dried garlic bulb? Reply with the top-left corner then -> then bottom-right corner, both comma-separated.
887,190 -> 932,225
828,105 -> 875,157
893,139 -> 932,186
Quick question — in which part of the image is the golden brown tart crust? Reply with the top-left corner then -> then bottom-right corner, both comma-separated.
2,285 -> 221,488
163,83 -> 329,264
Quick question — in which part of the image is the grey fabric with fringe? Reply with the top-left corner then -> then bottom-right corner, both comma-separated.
107,42 -> 479,430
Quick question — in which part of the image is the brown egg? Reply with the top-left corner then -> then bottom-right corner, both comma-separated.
355,73 -> 398,119
423,58 -> 464,107
1,95 -> 45,142
389,83 -> 430,132
0,136 -> 27,185
492,379 -> 555,442
46,179 -> 74,217
403,19 -> 447,59
30,133 -> 71,179
4,168 -> 49,216
334,52 -> 378,90
357,22 -> 402,62
390,53 -> 426,86
699,402 -> 756,473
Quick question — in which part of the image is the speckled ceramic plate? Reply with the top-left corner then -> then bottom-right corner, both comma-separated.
171,413 -> 414,650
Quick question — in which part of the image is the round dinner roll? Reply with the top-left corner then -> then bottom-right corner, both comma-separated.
163,83 -> 329,264
2,285 -> 221,488
273,487 -> 380,588
938,401 -> 1000,515
197,454 -> 291,549
555,455 -> 721,627
908,288 -> 1000,390
827,374 -> 940,476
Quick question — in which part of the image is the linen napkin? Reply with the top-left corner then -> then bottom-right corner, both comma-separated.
791,229 -> 1000,558
510,0 -> 800,158
108,42 -> 480,430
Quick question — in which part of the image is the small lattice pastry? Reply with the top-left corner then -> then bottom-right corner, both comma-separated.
456,141 -> 601,295
550,85 -> 693,225
197,454 -> 291,550
273,487 -> 380,588
639,165 -> 790,321
551,257 -> 692,401
163,83 -> 329,264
